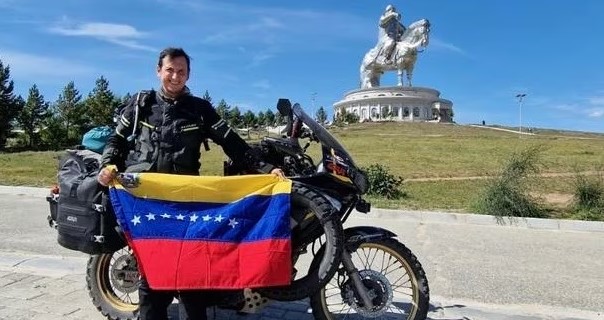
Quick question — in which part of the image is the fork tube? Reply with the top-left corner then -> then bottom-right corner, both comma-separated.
341,249 -> 374,309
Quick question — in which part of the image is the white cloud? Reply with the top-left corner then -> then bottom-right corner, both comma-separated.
48,22 -> 156,52
429,38 -> 467,56
252,80 -> 271,90
0,50 -> 95,77
587,108 -> 604,118
588,96 -> 604,106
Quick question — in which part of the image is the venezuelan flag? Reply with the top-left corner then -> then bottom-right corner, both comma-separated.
109,173 -> 292,290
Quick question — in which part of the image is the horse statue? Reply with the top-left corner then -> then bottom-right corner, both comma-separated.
360,19 -> 430,89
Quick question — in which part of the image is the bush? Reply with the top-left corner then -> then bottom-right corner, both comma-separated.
362,163 -> 405,199
473,146 -> 547,220
572,170 -> 604,221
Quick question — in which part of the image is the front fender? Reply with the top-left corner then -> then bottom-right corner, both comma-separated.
344,226 -> 397,249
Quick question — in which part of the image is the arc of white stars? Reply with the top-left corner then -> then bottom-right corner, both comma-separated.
228,218 -> 238,229
131,215 -> 141,226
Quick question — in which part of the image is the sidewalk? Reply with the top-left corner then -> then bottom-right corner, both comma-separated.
0,251 -> 313,320
1,251 -> 602,320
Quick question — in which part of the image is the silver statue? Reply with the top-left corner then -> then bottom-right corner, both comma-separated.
360,5 -> 430,88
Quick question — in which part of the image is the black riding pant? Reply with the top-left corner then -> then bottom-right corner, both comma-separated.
138,278 -> 208,320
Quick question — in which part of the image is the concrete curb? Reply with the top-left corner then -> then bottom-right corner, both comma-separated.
2,185 -> 603,233
353,208 -> 604,233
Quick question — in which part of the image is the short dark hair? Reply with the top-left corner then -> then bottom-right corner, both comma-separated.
158,47 -> 191,73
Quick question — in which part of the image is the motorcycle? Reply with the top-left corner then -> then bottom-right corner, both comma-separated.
47,98 -> 430,319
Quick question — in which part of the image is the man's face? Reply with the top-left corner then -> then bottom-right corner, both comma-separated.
157,56 -> 189,97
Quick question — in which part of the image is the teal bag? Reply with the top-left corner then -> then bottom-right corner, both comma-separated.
82,126 -> 113,154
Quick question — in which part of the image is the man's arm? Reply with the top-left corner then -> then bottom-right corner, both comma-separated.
100,101 -> 136,170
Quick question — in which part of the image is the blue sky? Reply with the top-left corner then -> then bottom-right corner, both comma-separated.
1,0 -> 603,133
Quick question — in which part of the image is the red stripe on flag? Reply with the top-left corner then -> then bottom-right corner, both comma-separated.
130,239 -> 292,290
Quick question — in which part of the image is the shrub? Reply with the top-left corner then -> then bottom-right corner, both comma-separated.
362,163 -> 405,199
473,146 -> 547,220
572,170 -> 604,221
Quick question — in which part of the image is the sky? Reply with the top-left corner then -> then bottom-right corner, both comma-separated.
0,0 -> 603,133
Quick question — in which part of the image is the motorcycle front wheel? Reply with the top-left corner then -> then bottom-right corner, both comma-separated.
310,238 -> 430,320
86,247 -> 139,320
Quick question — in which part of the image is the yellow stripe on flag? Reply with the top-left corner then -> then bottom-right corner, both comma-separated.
114,173 -> 292,203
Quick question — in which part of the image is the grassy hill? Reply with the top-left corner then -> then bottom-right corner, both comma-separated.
1,122 -> 603,218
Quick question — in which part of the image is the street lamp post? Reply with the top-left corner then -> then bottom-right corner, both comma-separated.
311,92 -> 317,119
516,93 -> 527,135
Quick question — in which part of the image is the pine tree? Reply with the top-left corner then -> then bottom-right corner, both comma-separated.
229,106 -> 242,128
242,110 -> 257,128
264,109 -> 276,127
84,76 -> 119,127
202,90 -> 212,104
55,81 -> 83,142
316,106 -> 328,124
0,60 -> 21,149
256,111 -> 266,127
121,92 -> 133,105
18,84 -> 49,148
215,99 -> 230,120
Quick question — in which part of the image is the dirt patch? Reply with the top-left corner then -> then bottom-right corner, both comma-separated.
536,193 -> 574,207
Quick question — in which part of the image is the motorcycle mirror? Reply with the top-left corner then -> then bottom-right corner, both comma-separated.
277,99 -> 294,137
276,98 -> 292,115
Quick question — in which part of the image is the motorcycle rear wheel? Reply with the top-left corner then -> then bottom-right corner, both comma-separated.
310,238 -> 430,319
86,247 -> 139,320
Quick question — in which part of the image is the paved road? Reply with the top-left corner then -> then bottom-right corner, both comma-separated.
0,186 -> 603,319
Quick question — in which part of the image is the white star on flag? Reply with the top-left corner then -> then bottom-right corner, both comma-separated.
190,214 -> 198,222
146,213 -> 156,221
131,215 -> 141,226
176,214 -> 185,220
202,214 -> 212,222
215,214 -> 224,222
228,218 -> 239,229
161,213 -> 171,219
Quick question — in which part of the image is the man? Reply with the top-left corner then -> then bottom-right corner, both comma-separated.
98,47 -> 285,320
379,4 -> 406,64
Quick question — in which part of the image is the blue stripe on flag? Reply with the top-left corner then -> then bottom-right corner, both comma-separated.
109,188 -> 290,243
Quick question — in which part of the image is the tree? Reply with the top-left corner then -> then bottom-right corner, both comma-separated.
242,110 -> 257,128
316,106 -> 328,124
121,92 -> 133,105
256,111 -> 266,127
84,76 -> 120,127
228,106 -> 242,128
264,109 -> 276,127
202,90 -> 212,104
17,84 -> 49,148
0,60 -> 21,150
334,109 -> 359,125
215,99 -> 230,120
55,81 -> 83,143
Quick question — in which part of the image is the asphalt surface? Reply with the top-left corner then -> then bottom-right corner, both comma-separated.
0,185 -> 603,320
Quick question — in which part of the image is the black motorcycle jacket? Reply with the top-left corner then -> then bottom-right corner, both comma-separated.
100,90 -> 275,175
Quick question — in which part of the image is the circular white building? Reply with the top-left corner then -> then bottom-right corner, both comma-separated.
333,86 -> 453,122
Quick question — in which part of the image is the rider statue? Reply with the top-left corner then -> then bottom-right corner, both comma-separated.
379,5 -> 406,64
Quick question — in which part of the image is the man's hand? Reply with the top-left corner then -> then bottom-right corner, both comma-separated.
98,166 -> 117,186
270,168 -> 286,180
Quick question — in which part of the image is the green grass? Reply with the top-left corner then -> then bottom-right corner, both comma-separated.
1,122 -> 603,219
